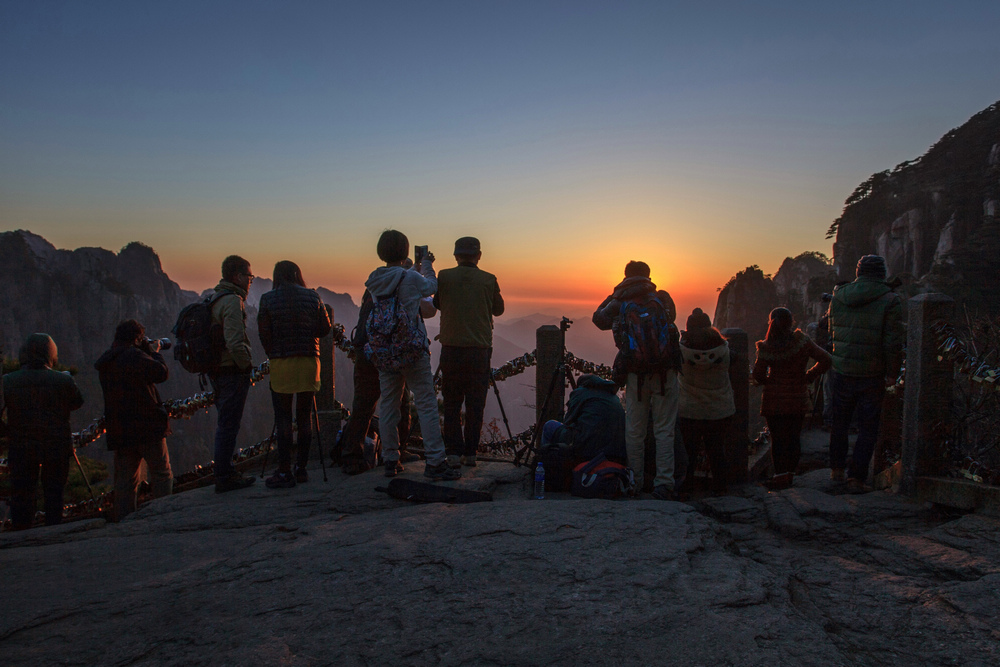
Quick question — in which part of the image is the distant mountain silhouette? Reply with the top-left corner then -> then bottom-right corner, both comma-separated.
716,99 -> 1000,337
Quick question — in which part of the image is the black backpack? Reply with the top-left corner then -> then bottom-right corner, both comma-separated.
172,293 -> 226,374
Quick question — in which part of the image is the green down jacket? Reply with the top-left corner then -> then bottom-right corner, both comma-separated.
828,277 -> 904,379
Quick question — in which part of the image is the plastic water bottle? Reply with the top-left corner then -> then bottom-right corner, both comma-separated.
534,462 -> 545,499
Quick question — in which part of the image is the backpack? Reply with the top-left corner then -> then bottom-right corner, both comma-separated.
363,283 -> 427,372
571,453 -> 635,499
615,295 -> 679,375
172,293 -> 226,374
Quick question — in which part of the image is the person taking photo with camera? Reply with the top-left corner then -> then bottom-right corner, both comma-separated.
95,320 -> 173,522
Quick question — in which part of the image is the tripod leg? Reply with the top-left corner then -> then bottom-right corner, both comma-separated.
260,423 -> 276,479
312,396 -> 328,482
490,375 -> 515,441
72,448 -> 96,503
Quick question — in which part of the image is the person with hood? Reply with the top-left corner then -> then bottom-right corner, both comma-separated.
539,374 -> 627,491
209,255 -> 256,493
364,230 -> 460,481
257,260 -> 332,489
592,260 -> 680,500
677,309 -> 735,494
95,320 -> 173,521
3,333 -> 84,529
753,308 -> 831,489
828,255 -> 904,493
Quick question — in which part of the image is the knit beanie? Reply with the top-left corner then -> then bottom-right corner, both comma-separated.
856,255 -> 887,279
687,308 -> 712,331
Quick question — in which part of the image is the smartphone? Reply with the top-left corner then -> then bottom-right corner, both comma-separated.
415,245 -> 428,264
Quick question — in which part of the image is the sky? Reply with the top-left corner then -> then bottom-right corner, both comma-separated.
2,1 -> 999,321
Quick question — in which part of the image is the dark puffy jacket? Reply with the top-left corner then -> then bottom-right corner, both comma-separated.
752,330 -> 831,416
550,375 -> 627,461
829,277 -> 904,379
257,285 -> 333,359
95,343 -> 170,450
3,368 -> 83,454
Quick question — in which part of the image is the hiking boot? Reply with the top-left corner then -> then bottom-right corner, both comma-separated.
294,466 -> 309,484
461,454 -> 477,467
399,450 -> 422,463
846,478 -> 871,495
446,454 -> 461,469
650,485 -> 674,501
424,461 -> 462,481
215,471 -> 256,493
830,468 -> 846,482
765,472 -> 794,491
384,460 -> 404,478
265,471 -> 296,489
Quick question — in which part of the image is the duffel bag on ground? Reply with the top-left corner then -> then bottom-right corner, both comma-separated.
571,453 -> 635,499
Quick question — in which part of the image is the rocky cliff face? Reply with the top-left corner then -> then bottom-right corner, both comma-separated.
828,100 -> 1000,314
716,100 -> 1000,336
714,255 -> 837,344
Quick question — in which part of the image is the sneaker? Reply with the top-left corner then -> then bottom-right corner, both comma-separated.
265,471 -> 296,489
460,454 -> 477,467
650,485 -> 674,500
294,466 -> 309,483
446,454 -> 461,469
399,450 -> 422,463
424,461 -> 462,481
846,478 -> 871,495
830,468 -> 846,482
384,460 -> 404,478
215,471 -> 256,494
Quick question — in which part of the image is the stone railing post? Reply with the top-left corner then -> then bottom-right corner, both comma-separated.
315,314 -> 341,453
901,293 -> 954,495
536,325 -> 565,425
722,328 -> 749,484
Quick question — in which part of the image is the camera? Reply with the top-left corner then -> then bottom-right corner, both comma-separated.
144,337 -> 172,352
414,245 -> 428,264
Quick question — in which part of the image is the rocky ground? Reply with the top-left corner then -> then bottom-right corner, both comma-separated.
1,431 -> 998,667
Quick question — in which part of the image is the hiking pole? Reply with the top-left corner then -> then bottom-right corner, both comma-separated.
260,423 -> 277,479
312,395 -> 328,482
72,448 -> 97,504
489,374 -> 515,442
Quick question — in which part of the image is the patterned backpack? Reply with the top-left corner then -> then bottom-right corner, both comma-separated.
615,295 -> 678,375
363,283 -> 427,372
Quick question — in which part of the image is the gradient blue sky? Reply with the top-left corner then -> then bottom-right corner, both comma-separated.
2,1 -> 999,320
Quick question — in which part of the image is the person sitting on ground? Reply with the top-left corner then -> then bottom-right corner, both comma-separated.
257,260 -> 332,489
95,320 -> 173,521
539,374 -> 627,491
364,230 -> 460,481
3,334 -> 84,530
752,307 -> 831,489
677,309 -> 735,495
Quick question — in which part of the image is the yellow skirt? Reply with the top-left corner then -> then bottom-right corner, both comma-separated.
269,356 -> 320,394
